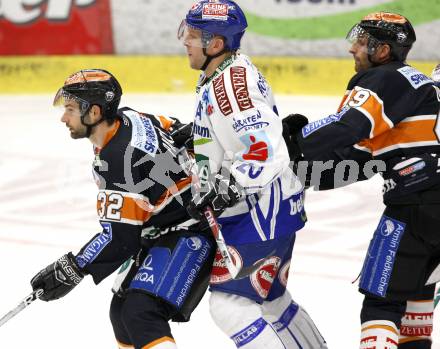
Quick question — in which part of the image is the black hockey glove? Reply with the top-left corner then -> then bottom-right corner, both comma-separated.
30,252 -> 84,302
170,120 -> 194,153
282,114 -> 309,162
187,171 -> 243,224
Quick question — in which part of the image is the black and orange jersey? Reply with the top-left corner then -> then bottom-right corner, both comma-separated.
75,107 -> 192,283
298,61 -> 440,160
297,61 -> 440,200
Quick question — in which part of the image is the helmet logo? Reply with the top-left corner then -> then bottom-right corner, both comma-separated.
396,32 -> 407,43
202,3 -> 228,21
105,91 -> 115,102
65,71 -> 86,86
363,12 -> 407,24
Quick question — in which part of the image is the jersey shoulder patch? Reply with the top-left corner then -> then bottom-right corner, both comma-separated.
121,108 -> 159,156
212,63 -> 257,116
230,65 -> 254,112
397,66 -> 433,89
212,72 -> 233,116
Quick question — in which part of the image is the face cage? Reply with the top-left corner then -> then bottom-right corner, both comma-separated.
178,19 -> 214,48
53,88 -> 91,115
346,24 -> 384,55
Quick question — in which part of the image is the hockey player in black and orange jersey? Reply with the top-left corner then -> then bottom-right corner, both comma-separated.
29,69 -> 215,349
283,12 -> 440,349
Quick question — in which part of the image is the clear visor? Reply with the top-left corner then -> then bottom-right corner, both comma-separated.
346,24 -> 382,55
53,88 -> 90,115
177,19 -> 214,48
432,64 -> 440,82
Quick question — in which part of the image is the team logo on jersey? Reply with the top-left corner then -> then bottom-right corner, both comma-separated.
210,246 -> 243,284
278,260 -> 290,287
213,74 -> 233,116
250,256 -> 281,299
257,72 -> 269,98
207,104 -> 214,115
124,110 -> 159,156
193,123 -> 211,139
232,110 -> 269,133
243,136 -> 268,161
231,66 -> 254,112
239,131 -> 273,162
302,106 -> 349,138
202,3 -> 228,20
76,222 -> 112,268
289,193 -> 304,216
398,66 -> 433,90
398,161 -> 426,176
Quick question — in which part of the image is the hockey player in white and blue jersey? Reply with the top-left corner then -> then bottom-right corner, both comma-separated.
178,1 -> 327,348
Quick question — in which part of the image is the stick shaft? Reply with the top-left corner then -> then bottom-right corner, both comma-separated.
0,289 -> 43,328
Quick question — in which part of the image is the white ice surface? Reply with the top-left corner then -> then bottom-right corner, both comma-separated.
0,94 -> 438,348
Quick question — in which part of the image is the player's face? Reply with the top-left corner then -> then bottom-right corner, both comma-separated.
349,36 -> 373,73
183,27 -> 206,70
60,100 -> 88,139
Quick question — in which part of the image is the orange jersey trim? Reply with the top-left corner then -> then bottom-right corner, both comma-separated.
97,177 -> 191,225
141,336 -> 175,349
102,119 -> 121,148
357,118 -> 438,155
346,87 -> 393,138
337,90 -> 351,112
117,340 -> 134,349
153,177 -> 192,210
157,115 -> 174,131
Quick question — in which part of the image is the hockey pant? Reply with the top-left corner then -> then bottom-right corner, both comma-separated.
110,292 -> 177,349
209,290 -> 327,348
110,230 -> 215,349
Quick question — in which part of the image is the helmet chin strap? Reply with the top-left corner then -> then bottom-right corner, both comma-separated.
201,47 -> 227,71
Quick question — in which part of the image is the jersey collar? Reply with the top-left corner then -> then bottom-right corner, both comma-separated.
196,54 -> 236,93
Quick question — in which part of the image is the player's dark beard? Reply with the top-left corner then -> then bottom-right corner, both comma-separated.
69,124 -> 88,139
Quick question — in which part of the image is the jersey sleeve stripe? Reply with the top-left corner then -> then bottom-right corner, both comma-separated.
157,115 -> 174,131
337,90 -> 351,112
152,177 -> 192,214
357,119 -> 438,156
96,177 -> 192,226
353,88 -> 393,138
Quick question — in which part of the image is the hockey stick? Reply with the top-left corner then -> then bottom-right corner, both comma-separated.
203,207 -> 270,279
0,288 -> 44,328
180,149 -> 268,280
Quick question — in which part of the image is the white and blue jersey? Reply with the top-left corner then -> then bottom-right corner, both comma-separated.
192,54 -> 306,302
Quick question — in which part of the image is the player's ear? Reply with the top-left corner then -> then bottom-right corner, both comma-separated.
89,105 -> 103,123
209,36 -> 226,55
376,43 -> 392,62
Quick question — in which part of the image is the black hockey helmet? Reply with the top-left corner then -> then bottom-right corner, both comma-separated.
347,12 -> 416,62
53,69 -> 123,120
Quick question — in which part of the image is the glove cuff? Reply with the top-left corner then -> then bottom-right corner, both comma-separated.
60,252 -> 84,285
